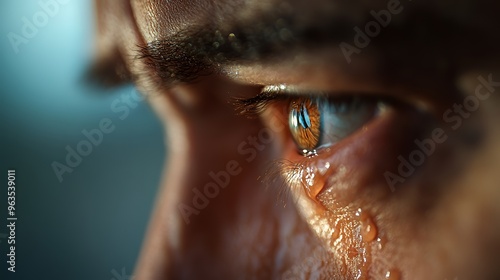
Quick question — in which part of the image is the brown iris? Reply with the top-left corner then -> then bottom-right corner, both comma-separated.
289,98 -> 321,152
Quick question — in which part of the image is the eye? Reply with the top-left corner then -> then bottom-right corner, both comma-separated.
234,85 -> 393,157
288,97 -> 386,157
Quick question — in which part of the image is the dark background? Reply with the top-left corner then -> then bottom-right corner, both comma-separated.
0,1 -> 165,279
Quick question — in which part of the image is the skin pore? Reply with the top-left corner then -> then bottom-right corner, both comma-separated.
92,0 -> 500,279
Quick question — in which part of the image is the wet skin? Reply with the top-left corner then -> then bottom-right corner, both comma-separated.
93,0 -> 500,279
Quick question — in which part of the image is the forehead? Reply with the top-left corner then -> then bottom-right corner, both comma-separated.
131,0 -> 496,39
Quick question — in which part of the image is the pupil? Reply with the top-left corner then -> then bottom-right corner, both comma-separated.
298,104 -> 312,129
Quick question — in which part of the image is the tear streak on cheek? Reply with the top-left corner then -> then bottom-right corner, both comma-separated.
281,110 -> 428,279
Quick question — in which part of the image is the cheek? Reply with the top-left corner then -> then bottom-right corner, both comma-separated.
428,120 -> 500,279
264,103 -> 475,278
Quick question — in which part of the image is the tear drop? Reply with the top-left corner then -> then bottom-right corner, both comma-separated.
355,208 -> 378,242
361,217 -> 378,242
385,269 -> 401,280
301,165 -> 326,200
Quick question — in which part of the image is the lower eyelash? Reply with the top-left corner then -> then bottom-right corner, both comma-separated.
261,159 -> 314,206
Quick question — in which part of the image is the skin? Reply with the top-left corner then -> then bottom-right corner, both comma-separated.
93,0 -> 500,279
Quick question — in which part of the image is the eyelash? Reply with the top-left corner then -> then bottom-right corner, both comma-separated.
233,85 -> 294,116
234,85 -> 388,117
261,159 -> 310,204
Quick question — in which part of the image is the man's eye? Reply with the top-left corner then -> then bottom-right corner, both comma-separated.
236,83 -> 434,200
288,97 -> 385,156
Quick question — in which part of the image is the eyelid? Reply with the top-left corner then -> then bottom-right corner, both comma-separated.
233,84 -> 330,117
233,84 -> 404,118
262,84 -> 324,95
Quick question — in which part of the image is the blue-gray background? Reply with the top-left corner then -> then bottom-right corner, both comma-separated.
0,1 -> 164,279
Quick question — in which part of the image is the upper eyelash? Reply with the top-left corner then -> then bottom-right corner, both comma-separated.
232,84 -> 376,118
232,84 -> 323,117
232,89 -> 283,117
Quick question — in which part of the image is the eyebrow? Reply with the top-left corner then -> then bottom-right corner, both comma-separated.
137,14 -> 351,84
136,4 -> 499,86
